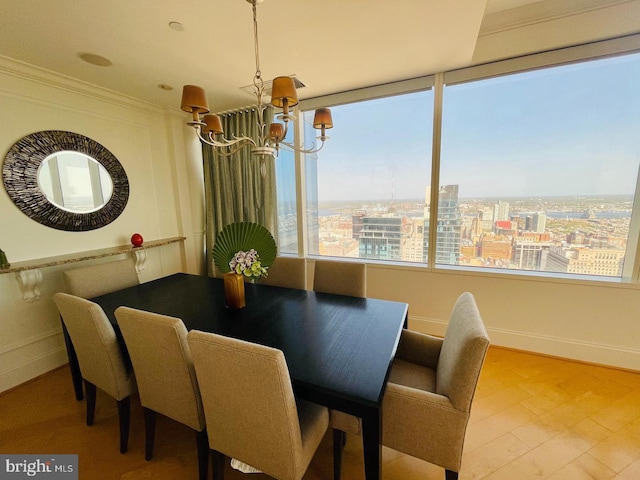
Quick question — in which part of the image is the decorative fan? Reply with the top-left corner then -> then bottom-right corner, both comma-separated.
213,222 -> 277,275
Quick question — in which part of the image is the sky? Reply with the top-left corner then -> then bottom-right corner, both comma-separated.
301,52 -> 640,202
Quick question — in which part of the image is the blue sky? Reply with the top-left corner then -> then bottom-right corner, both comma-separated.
307,52 -> 640,202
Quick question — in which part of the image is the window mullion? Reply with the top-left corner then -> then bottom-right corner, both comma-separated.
427,73 -> 444,268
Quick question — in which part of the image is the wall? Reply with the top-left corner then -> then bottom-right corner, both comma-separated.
0,57 -> 206,392
366,264 -> 640,371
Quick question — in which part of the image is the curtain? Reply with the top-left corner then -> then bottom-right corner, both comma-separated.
203,106 -> 278,276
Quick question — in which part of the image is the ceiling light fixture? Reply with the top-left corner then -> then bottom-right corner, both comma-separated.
179,0 -> 333,158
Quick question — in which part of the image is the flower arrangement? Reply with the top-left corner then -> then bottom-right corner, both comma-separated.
229,248 -> 268,279
213,221 -> 277,279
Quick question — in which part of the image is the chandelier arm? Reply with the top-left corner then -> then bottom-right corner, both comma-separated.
211,144 -> 251,157
278,138 -> 326,155
197,130 -> 257,151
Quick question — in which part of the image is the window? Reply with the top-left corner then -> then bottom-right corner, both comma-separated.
439,52 -> 640,278
287,37 -> 640,280
275,146 -> 298,254
303,90 -> 433,261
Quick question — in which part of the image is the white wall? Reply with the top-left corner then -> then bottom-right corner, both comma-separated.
0,57 -> 206,392
366,264 -> 640,371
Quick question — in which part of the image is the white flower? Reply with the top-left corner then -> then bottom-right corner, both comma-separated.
229,249 -> 268,279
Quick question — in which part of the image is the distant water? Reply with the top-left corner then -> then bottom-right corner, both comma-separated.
545,211 -> 630,219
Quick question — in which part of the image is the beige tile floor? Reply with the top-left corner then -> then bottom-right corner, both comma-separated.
1,347 -> 639,479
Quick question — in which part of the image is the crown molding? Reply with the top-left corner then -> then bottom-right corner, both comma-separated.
480,0 -> 636,35
0,55 -> 166,117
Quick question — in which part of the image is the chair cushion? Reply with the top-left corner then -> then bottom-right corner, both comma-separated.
388,358 -> 436,393
331,357 -> 436,436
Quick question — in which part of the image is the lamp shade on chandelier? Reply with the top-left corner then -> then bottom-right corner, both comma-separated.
180,0 -> 333,159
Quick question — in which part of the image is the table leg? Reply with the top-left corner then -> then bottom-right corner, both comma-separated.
61,318 -> 83,401
361,405 -> 382,480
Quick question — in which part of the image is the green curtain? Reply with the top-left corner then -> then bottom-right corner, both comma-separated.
203,106 -> 278,276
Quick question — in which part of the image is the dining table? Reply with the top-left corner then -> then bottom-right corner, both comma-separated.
65,272 -> 408,480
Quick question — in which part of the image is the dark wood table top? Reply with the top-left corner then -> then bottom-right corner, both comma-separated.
91,273 -> 408,412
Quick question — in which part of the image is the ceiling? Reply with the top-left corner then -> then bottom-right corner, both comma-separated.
0,0 -> 603,113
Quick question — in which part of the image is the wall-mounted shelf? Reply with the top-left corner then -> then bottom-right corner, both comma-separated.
0,236 -> 185,301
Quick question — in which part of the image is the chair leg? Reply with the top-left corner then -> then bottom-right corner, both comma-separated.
117,397 -> 131,454
445,469 -> 459,480
143,408 -> 156,461
333,429 -> 345,480
212,449 -> 225,480
195,429 -> 209,480
84,380 -> 96,426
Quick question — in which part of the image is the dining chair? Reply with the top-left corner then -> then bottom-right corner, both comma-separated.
53,292 -> 135,454
115,307 -> 208,480
187,330 -> 330,480
63,257 -> 139,299
332,292 -> 490,480
61,257 -> 140,401
312,259 -> 366,298
261,256 -> 307,290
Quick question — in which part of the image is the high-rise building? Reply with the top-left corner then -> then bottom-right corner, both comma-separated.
512,240 -> 550,270
494,200 -> 510,222
532,212 -> 546,233
545,246 -> 625,276
424,185 -> 462,265
401,217 -> 425,262
358,216 -> 403,260
352,213 -> 365,240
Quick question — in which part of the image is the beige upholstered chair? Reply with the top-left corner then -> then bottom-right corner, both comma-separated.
187,330 -> 330,480
312,259 -> 366,298
63,257 -> 139,299
115,307 -> 208,480
333,292 -> 490,480
62,257 -> 140,401
261,256 -> 307,290
53,292 -> 135,454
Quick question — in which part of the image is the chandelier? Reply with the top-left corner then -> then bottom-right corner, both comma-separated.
180,0 -> 333,159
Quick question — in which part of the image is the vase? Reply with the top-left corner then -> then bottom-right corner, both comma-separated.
224,272 -> 246,309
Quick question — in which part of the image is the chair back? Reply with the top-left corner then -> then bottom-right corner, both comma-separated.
63,258 -> 139,299
53,292 -> 133,401
313,260 -> 366,297
115,307 -> 205,431
436,292 -> 490,412
187,330 -> 306,480
261,256 -> 307,290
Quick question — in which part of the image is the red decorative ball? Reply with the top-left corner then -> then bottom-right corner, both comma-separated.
131,233 -> 144,247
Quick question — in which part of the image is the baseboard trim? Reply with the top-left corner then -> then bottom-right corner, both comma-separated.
0,347 -> 68,393
409,315 -> 640,372
0,329 -> 68,393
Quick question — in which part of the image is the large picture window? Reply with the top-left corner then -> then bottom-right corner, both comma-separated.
439,52 -> 640,278
288,39 -> 640,281
303,90 -> 434,261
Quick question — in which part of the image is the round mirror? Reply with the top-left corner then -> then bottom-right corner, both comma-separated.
38,151 -> 114,213
2,130 -> 129,231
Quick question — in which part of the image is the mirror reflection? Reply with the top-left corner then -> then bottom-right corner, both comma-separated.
38,151 -> 114,213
